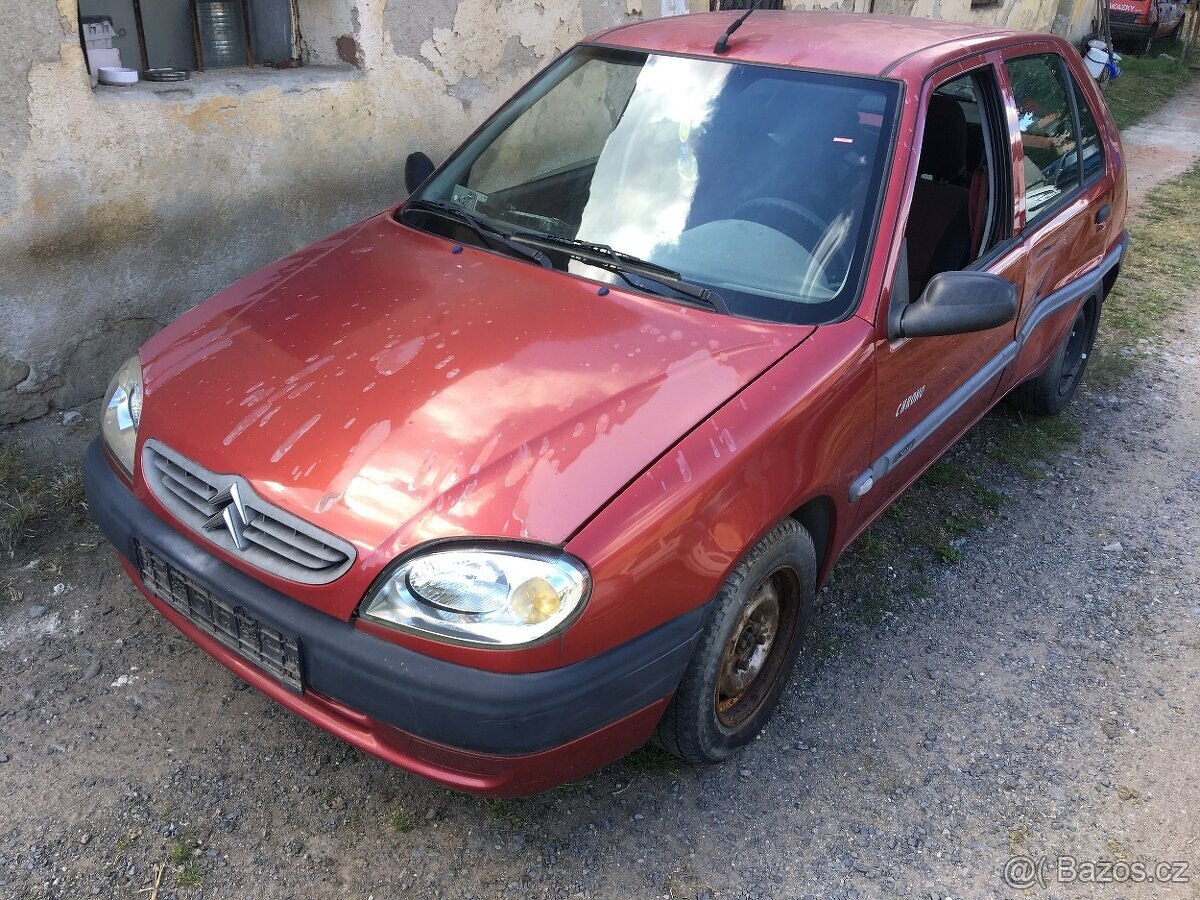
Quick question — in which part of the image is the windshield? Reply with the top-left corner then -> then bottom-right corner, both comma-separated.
407,46 -> 900,324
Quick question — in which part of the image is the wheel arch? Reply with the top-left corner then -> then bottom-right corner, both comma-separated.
790,494 -> 837,585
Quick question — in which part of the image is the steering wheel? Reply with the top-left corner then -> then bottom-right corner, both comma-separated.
733,197 -> 828,247
733,197 -> 852,288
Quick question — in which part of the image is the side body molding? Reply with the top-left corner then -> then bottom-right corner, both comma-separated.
849,233 -> 1127,503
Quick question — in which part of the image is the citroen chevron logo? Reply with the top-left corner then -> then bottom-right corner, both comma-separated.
202,482 -> 254,551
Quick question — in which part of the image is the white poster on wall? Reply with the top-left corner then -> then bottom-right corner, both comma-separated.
662,0 -> 690,16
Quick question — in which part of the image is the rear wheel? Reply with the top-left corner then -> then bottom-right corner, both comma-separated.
655,519 -> 815,764
1009,299 -> 1099,415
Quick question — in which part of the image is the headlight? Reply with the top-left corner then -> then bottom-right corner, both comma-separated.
101,354 -> 143,477
359,544 -> 590,647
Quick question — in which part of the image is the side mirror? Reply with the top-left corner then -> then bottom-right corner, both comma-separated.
404,152 -> 435,194
899,270 -> 1017,338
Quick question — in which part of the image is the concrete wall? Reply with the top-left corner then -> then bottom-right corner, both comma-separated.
0,0 -> 1094,423
0,0 -> 659,423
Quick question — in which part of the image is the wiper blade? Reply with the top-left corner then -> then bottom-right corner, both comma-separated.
510,233 -> 729,314
401,199 -> 552,269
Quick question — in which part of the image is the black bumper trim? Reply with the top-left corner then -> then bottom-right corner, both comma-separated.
84,439 -> 705,756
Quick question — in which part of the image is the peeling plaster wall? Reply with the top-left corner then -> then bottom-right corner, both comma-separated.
0,0 -> 652,422
783,0 -> 1098,41
1,0 -> 1096,423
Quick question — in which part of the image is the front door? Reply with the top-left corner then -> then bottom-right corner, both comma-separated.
854,57 -> 1026,522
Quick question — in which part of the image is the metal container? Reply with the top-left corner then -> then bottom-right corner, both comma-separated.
196,0 -> 248,69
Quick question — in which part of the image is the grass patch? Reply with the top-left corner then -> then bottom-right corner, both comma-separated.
388,807 -> 418,833
982,409 -> 1082,479
0,441 -> 88,557
1088,160 -> 1200,390
167,838 -> 191,865
174,859 -> 203,891
483,799 -> 529,829
618,744 -> 679,778
1102,35 -> 1199,131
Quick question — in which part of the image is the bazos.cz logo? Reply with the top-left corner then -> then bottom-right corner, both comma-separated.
1004,855 -> 1191,889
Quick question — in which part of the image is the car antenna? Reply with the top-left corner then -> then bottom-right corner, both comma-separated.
714,0 -> 763,54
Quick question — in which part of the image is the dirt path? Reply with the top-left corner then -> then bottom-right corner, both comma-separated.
1,86 -> 1199,900
1120,85 -> 1200,208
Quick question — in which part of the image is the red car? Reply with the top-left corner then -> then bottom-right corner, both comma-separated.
1110,0 -> 1185,54
85,11 -> 1126,796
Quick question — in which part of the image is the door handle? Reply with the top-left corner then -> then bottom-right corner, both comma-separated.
1095,204 -> 1112,225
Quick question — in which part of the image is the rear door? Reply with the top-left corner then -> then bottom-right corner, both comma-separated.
998,45 -> 1115,387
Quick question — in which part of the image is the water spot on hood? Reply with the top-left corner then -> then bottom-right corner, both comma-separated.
315,419 -> 392,514
720,428 -> 738,453
469,432 -> 503,476
223,402 -> 271,446
270,414 -> 321,463
376,336 -> 425,376
285,355 -> 334,386
503,443 -> 535,488
676,450 -> 692,484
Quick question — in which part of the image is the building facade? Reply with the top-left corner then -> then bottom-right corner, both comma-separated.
0,0 -> 1100,423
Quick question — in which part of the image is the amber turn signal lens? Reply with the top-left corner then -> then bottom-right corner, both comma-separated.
509,576 -> 562,625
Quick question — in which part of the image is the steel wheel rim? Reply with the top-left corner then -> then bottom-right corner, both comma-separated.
715,566 -> 800,730
1060,308 -> 1090,393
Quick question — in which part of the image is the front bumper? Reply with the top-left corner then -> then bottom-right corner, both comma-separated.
84,439 -> 704,795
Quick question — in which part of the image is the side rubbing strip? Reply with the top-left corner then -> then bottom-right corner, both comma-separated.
850,234 -> 1127,502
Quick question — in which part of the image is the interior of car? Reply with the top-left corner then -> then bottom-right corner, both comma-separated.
904,73 -> 998,298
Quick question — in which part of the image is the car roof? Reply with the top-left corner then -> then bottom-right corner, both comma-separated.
591,11 -> 1025,78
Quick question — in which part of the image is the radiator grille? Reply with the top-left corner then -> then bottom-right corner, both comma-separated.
137,540 -> 303,692
142,440 -> 355,585
1110,11 -> 1139,23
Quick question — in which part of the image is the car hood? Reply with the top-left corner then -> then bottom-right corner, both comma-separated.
137,214 -> 811,580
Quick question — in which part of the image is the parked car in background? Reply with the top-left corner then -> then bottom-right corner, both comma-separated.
85,11 -> 1127,797
1110,0 -> 1185,54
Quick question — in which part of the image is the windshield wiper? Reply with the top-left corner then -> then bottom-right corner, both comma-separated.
510,233 -> 729,314
400,199 -> 552,269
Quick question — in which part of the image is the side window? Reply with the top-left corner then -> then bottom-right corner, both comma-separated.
1072,78 -> 1105,183
1005,54 -> 1080,224
903,66 -> 1011,296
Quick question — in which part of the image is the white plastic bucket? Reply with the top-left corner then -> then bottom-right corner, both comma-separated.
1085,46 -> 1112,79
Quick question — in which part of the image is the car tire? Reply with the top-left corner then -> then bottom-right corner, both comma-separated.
655,518 -> 815,764
1009,299 -> 1099,415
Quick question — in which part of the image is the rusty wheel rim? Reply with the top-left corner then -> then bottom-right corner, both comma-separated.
714,567 -> 799,730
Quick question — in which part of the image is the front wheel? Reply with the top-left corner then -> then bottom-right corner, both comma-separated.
655,519 -> 815,764
1009,299 -> 1099,415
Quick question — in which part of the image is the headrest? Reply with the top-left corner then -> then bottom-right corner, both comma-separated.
919,95 -> 967,182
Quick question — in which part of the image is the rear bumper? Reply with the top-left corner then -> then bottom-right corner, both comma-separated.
84,439 -> 704,795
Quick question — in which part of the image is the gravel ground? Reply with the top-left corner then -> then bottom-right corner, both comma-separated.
2,92 -> 1199,900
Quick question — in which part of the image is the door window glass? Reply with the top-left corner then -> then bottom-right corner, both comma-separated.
1005,54 -> 1080,224
1072,79 -> 1105,183
903,67 -> 1008,295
